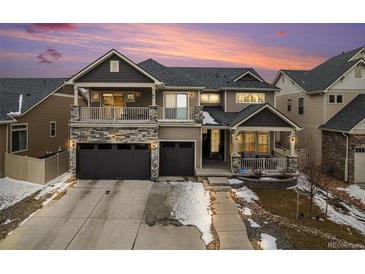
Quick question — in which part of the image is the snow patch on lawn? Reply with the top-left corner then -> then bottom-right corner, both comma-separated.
242,207 -> 252,216
297,173 -> 365,235
338,185 -> 365,204
260,233 -> 277,250
203,111 -> 218,125
172,181 -> 214,244
0,177 -> 42,210
234,186 -> 259,203
248,218 -> 260,228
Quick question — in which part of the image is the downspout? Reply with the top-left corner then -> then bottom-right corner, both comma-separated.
342,132 -> 349,182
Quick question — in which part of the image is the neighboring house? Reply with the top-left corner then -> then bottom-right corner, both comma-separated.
68,49 -> 301,180
273,45 -> 365,184
0,78 -> 85,177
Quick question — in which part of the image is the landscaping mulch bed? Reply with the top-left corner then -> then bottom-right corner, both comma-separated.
232,187 -> 365,250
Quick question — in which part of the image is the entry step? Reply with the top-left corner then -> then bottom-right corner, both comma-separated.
207,177 -> 230,186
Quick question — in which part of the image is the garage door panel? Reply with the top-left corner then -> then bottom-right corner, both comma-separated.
78,143 -> 150,180
160,142 -> 194,176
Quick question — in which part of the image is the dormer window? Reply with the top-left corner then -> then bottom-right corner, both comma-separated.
355,66 -> 362,78
110,60 -> 119,72
281,77 -> 285,83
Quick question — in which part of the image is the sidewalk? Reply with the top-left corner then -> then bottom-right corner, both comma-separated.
211,190 -> 254,250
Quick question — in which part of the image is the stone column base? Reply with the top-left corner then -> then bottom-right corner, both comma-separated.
231,153 -> 242,175
287,156 -> 298,174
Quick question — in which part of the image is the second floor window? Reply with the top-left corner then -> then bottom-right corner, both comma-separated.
287,99 -> 292,112
50,121 -> 56,137
328,94 -> 343,104
200,93 -> 221,104
110,60 -> 119,72
298,98 -> 304,115
236,93 -> 265,103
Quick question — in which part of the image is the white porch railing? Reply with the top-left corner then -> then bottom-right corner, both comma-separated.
79,107 -> 150,122
158,107 -> 195,120
241,158 -> 287,173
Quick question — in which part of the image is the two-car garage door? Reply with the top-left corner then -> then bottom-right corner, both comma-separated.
77,143 -> 150,180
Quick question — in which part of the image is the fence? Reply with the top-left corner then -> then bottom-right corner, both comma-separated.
241,157 -> 287,173
4,150 -> 69,185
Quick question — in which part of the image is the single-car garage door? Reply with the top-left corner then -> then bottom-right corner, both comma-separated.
159,142 -> 194,176
355,147 -> 365,183
77,143 -> 150,180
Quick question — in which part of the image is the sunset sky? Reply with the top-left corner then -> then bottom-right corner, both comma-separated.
1,23 -> 365,81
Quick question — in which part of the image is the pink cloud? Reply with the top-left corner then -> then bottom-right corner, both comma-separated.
26,23 -> 77,33
276,31 -> 286,37
37,48 -> 62,63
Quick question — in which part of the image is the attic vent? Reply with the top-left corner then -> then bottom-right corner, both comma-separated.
26,93 -> 31,96
110,60 -> 119,72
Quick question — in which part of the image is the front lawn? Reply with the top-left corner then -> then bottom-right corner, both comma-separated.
231,176 -> 365,249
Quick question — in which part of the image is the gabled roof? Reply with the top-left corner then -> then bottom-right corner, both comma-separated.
67,49 -> 162,85
274,45 -> 365,93
203,104 -> 301,130
320,94 -> 365,132
139,59 -> 278,90
0,78 -> 66,122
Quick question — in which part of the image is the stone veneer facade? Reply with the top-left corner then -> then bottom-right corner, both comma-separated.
70,126 -> 159,180
322,131 -> 365,183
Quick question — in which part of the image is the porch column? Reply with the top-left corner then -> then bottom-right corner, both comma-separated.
73,85 -> 78,106
231,129 -> 239,155
151,86 -> 156,106
289,131 -> 296,156
230,129 -> 241,175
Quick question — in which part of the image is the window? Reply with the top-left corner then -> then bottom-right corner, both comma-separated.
328,94 -> 343,104
50,121 -> 56,137
164,93 -> 188,119
236,93 -> 265,103
257,132 -> 269,154
281,77 -> 285,83
110,60 -> 119,72
329,95 -> 335,103
287,99 -> 292,112
244,132 -> 256,153
11,124 -> 28,153
90,91 -> 100,102
298,98 -> 304,114
355,66 -> 362,78
200,93 -> 221,104
336,95 -> 343,103
211,129 -> 220,153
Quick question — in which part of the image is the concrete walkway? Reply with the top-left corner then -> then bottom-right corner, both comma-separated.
211,191 -> 254,250
0,180 -> 205,250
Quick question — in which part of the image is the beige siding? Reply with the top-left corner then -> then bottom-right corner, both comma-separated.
275,74 -> 304,95
276,92 -> 323,165
225,91 -> 275,112
158,126 -> 202,168
0,124 -> 7,177
325,90 -> 365,122
330,64 -> 365,90
9,95 -> 86,158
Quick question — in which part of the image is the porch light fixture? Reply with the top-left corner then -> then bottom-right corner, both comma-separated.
189,92 -> 194,97
151,143 -> 158,149
136,91 -> 141,97
290,135 -> 295,142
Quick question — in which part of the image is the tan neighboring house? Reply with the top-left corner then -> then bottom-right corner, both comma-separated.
273,45 -> 365,184
67,49 -> 301,181
0,78 -> 85,178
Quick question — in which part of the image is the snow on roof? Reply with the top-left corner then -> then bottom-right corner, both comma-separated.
203,111 -> 218,125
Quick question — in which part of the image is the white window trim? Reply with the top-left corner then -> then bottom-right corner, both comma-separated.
235,92 -> 266,104
162,91 -> 190,109
110,60 -> 120,72
328,94 -> 343,104
10,123 -> 28,153
298,97 -> 304,115
50,121 -> 56,138
287,98 -> 292,112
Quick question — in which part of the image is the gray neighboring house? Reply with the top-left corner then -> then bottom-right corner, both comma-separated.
273,45 -> 365,184
67,49 -> 301,181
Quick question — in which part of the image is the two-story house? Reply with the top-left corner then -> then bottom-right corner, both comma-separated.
273,46 -> 365,184
68,49 -> 301,181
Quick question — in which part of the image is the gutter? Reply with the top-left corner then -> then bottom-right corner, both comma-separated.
342,132 -> 349,182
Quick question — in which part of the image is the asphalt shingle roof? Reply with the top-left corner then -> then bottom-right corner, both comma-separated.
203,104 -> 266,127
0,78 -> 65,121
281,46 -> 365,92
320,94 -> 365,132
139,59 -> 278,90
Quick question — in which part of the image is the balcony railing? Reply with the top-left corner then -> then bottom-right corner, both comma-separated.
241,157 -> 287,173
158,107 -> 195,121
79,107 -> 150,122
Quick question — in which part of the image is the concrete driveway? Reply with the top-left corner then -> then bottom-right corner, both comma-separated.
0,180 -> 205,250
